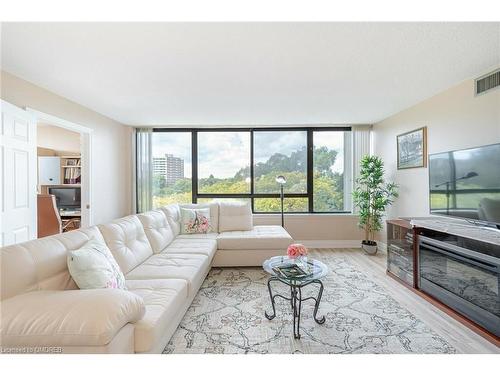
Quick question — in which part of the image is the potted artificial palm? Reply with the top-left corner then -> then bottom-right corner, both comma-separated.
352,155 -> 398,255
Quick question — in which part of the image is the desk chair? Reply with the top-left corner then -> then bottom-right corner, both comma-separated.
37,194 -> 80,238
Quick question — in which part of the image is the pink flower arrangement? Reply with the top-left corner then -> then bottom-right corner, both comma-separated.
287,243 -> 308,258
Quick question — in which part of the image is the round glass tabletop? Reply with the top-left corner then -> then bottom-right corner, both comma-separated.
263,256 -> 329,284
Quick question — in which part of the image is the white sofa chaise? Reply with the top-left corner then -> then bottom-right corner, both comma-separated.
0,202 -> 293,354
159,202 -> 293,267
215,226 -> 294,266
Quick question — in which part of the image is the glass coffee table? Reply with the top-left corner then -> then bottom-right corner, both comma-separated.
263,256 -> 328,339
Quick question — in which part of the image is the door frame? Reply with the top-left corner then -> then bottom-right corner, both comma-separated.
27,108 -> 94,227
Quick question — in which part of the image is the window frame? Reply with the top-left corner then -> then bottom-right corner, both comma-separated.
151,127 -> 352,214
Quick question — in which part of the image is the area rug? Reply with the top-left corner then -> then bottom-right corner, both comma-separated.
163,253 -> 456,354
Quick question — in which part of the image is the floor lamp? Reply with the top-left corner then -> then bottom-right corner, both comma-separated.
275,175 -> 287,227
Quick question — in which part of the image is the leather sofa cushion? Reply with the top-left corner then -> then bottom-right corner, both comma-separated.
0,289 -> 145,347
217,225 -> 293,250
99,215 -> 154,274
125,253 -> 210,297
159,204 -> 181,236
163,238 -> 217,259
218,202 -> 253,232
137,210 -> 175,253
1,226 -> 104,301
126,279 -> 188,353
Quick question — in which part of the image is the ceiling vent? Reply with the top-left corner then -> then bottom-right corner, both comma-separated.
475,68 -> 500,95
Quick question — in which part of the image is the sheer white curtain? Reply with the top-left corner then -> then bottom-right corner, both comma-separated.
135,128 -> 153,213
352,125 -> 372,213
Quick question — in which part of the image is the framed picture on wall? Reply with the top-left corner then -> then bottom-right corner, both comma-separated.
397,126 -> 427,169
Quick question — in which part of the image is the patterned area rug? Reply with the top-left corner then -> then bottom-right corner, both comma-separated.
164,252 -> 456,354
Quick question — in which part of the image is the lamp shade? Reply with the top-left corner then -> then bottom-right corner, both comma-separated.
275,175 -> 287,184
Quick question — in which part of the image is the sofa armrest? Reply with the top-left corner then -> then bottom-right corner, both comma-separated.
0,289 -> 145,348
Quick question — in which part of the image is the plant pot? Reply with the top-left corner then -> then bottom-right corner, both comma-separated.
361,240 -> 378,255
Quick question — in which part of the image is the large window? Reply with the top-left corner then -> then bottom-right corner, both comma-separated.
198,132 -> 250,194
149,127 -> 352,213
254,198 -> 309,213
313,131 -> 351,212
253,131 -> 307,194
152,132 -> 192,208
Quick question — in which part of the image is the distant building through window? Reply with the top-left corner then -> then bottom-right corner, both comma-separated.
153,154 -> 185,186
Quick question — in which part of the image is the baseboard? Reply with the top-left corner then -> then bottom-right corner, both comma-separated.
298,240 -> 362,249
297,240 -> 389,251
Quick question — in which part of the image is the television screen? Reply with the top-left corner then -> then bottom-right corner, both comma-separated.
49,187 -> 81,209
429,143 -> 500,226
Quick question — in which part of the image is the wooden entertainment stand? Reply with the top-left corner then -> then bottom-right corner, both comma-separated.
386,218 -> 500,346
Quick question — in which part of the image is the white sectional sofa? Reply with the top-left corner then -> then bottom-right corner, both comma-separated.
0,203 -> 293,354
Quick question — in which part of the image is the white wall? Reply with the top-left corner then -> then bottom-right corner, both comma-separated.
1,71 -> 133,224
254,214 -> 364,244
373,79 -> 500,226
37,124 -> 80,153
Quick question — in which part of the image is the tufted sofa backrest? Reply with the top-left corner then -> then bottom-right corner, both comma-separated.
159,204 -> 181,236
98,215 -> 154,275
136,210 -> 175,254
0,227 -> 104,300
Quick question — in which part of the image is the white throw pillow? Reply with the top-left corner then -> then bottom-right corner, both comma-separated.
180,207 -> 212,234
67,239 -> 126,290
219,202 -> 253,232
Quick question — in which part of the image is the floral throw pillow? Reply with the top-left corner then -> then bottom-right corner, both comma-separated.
180,207 -> 212,234
67,239 -> 126,290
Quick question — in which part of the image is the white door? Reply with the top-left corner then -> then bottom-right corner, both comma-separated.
0,100 -> 37,246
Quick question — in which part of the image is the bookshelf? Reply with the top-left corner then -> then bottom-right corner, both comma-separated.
38,154 -> 81,193
60,156 -> 81,184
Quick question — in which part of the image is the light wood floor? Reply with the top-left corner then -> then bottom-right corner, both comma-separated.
311,248 -> 500,354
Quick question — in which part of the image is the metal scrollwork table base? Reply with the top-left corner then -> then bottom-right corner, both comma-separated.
263,256 -> 328,339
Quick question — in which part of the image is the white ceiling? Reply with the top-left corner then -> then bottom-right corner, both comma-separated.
1,22 -> 499,126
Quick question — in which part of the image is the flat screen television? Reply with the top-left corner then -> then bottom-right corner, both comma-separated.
48,187 -> 81,209
429,143 -> 500,228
